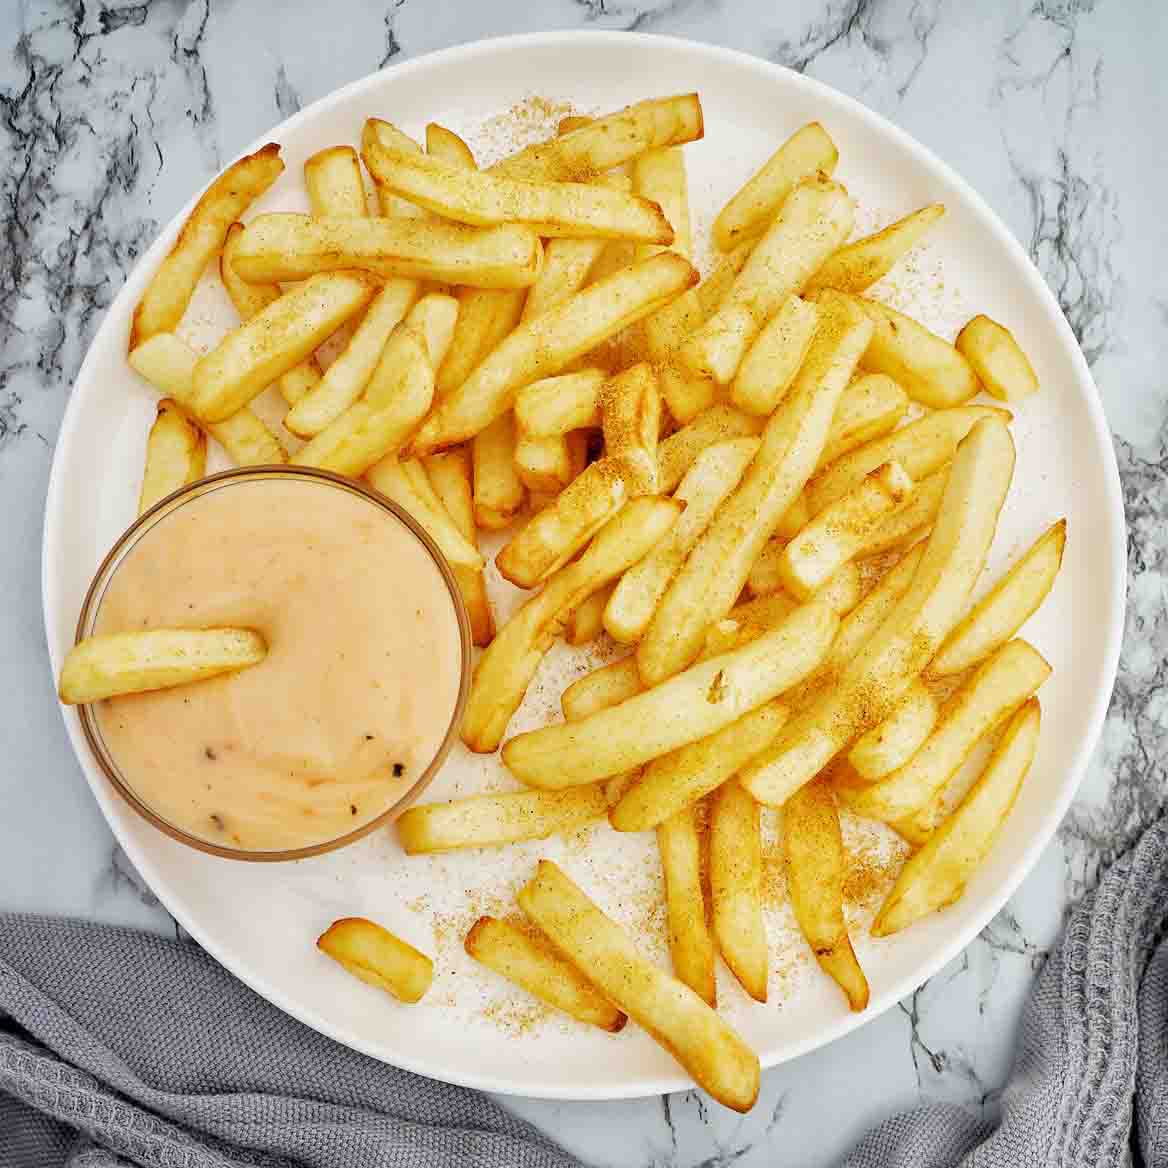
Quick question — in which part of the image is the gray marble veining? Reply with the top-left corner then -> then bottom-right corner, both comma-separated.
2,1 -> 1166,1164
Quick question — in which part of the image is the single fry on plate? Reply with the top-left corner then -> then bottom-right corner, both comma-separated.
847,677 -> 939,781
317,917 -> 433,1003
561,656 -> 644,722
514,368 -> 606,437
729,295 -> 820,416
955,314 -> 1039,401
658,803 -> 717,1006
425,122 -> 477,168
138,400 -> 206,516
304,145 -> 369,218
657,404 -> 765,493
565,584 -> 615,646
814,373 -> 909,470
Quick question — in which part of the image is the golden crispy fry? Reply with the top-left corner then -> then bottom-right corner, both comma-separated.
514,434 -> 575,492
872,699 -> 1041,937
284,280 -> 419,437
600,363 -> 660,480
782,780 -> 869,1011
611,701 -> 789,833
304,145 -> 369,218
437,286 -> 528,399
682,178 -> 854,384
362,119 -> 425,217
658,404 -> 765,493
710,780 -> 767,1001
805,204 -> 945,296
472,412 -> 526,529
423,448 -> 495,646
492,94 -> 704,183
138,400 -> 206,516
633,145 -> 691,259
465,916 -> 626,1032
843,295 -> 979,409
604,438 -> 760,644
127,334 -> 286,466
815,373 -> 909,470
317,917 -> 432,1003
365,456 -> 483,569
59,628 -> 266,704
409,252 -> 698,455
503,598 -> 837,787
231,213 -> 542,289
561,656 -> 643,722
854,468 -> 947,559
518,860 -> 759,1112
220,222 -> 323,407
365,140 -> 674,243
398,786 -> 608,853
521,237 -> 607,324
514,368 -> 606,437
129,144 -> 283,350
700,593 -> 795,659
425,123 -> 476,168
712,122 -> 838,252
842,639 -> 1050,828
847,677 -> 938,781
742,417 -> 1015,806
639,293 -> 872,686
806,405 -> 1008,515
930,520 -> 1066,676
730,295 -> 820,416
658,804 -> 716,1006
464,497 -> 682,752
955,315 -> 1039,401
779,461 -> 914,600
773,490 -> 811,540
565,584 -> 615,646
192,271 -> 378,422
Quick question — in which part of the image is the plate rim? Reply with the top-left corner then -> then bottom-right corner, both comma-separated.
42,29 -> 1127,1100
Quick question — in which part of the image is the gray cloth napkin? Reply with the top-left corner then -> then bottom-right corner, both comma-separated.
3,816 -> 1168,1168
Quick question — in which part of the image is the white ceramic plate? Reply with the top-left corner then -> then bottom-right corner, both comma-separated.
43,32 -> 1125,1100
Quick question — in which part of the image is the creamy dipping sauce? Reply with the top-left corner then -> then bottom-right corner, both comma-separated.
94,476 -> 464,853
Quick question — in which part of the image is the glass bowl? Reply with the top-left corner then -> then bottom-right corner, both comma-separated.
73,466 -> 471,862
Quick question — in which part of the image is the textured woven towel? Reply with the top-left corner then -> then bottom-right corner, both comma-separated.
4,816 -> 1168,1168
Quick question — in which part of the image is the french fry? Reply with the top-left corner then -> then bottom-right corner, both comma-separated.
129,144 -> 284,350
712,122 -> 838,252
847,677 -> 938,780
425,123 -> 476,168
561,656 -> 643,722
604,438 -> 760,644
473,412 -> 526,529
782,780 -> 869,1011
409,252 -> 698,456
283,279 -> 419,436
465,916 -> 626,1032
955,315 -> 1039,402
773,490 -> 811,540
398,786 -> 608,853
611,700 -> 789,833
304,145 -> 369,218
463,497 -> 682,752
842,295 -> 980,409
521,237 -> 607,324
633,146 -> 691,259
514,368 -> 607,437
700,592 -> 796,660
365,456 -> 483,569
930,520 -> 1066,676
658,405 -> 765,494
503,598 -> 837,787
741,417 -> 1015,806
746,539 -> 864,609
600,363 -> 660,480
492,94 -> 704,183
681,177 -> 854,384
362,119 -> 425,218
709,780 -> 768,1001
127,334 -> 286,466
730,296 -> 820,416
804,204 -> 945,296
231,213 -> 543,289
437,286 -> 528,399
138,400 -> 206,516
815,373 -> 909,470
220,222 -> 323,407
514,433 -> 575,492
854,467 -> 947,560
192,271 -> 378,422
364,140 -> 674,243
638,293 -> 873,686
658,367 -> 717,428
59,628 -> 266,704
806,405 -> 1007,515
565,583 -> 615,646
872,699 -> 1041,937
317,917 -> 432,1003
424,447 -> 495,645
842,639 -> 1050,828
496,452 -> 649,588
517,860 -> 759,1113
658,804 -> 717,1006
778,461 -> 914,600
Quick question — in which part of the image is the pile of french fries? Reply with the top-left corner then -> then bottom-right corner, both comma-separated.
106,92 -> 1063,1112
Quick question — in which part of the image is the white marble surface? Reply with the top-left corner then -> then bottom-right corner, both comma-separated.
1,1 -> 1165,1164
